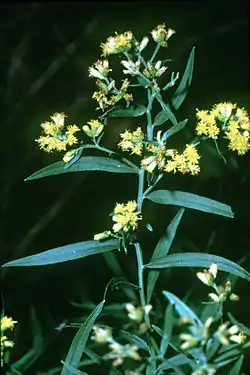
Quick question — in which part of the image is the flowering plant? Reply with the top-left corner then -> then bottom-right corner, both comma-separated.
2,24 -> 250,374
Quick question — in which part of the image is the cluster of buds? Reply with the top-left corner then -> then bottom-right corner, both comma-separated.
91,325 -> 141,367
179,316 -> 214,350
92,77 -> 133,111
180,315 -> 246,353
1,316 -> 17,367
197,263 -> 239,304
216,321 -> 247,345
125,303 -> 152,333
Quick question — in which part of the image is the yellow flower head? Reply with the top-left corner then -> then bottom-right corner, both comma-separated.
36,113 -> 80,153
151,24 -> 176,47
225,107 -> 250,155
101,31 -> 134,56
1,316 -> 17,367
82,119 -> 104,138
118,127 -> 144,155
88,59 -> 112,80
164,144 -> 200,176
211,102 -> 235,122
112,201 -> 141,233
196,109 -> 220,138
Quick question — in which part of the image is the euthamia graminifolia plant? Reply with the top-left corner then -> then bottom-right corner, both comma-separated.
2,24 -> 250,374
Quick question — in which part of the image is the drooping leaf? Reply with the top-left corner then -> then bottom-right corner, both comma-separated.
162,119 -> 188,141
146,190 -> 234,218
156,352 -> 194,373
25,156 -> 138,181
107,104 -> 147,118
171,47 -> 195,110
145,253 -> 250,282
120,331 -> 149,351
2,239 -> 120,267
146,209 -> 185,304
163,291 -> 203,332
61,300 -> 105,375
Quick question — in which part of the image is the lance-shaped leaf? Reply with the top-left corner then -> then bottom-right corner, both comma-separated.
61,300 -> 105,375
146,209 -> 185,304
153,110 -> 169,127
159,303 -> 173,357
171,47 -> 195,110
145,253 -> 250,282
155,97 -> 178,126
145,190 -> 234,218
25,156 -> 139,181
107,104 -> 147,118
161,119 -> 188,141
2,239 -> 120,267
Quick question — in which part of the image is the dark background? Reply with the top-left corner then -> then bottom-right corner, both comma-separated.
1,1 -> 250,373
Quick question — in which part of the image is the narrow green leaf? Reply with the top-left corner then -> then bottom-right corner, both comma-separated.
153,110 -> 169,126
159,303 -> 173,357
25,156 -> 138,181
155,98 -> 178,126
61,362 -> 88,375
162,119 -> 188,141
215,356 -> 241,369
30,307 -> 44,353
61,300 -> 105,375
146,209 -> 185,304
146,190 -> 234,218
2,239 -> 120,267
156,353 -> 193,373
145,253 -> 250,282
120,331 -> 149,351
171,47 -> 195,110
151,324 -> 163,338
229,355 -> 244,375
228,312 -> 250,335
108,104 -> 146,118
83,348 -> 102,365
163,291 -> 203,331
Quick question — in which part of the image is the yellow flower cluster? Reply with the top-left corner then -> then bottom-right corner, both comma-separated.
101,31 -> 134,56
141,144 -> 200,176
92,78 -> 133,111
118,129 -> 201,176
112,201 -> 142,233
36,113 -> 80,153
225,107 -> 250,155
118,127 -> 144,155
196,102 -> 250,155
1,316 -> 17,367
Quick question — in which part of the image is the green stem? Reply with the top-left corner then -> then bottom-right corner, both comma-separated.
137,167 -> 145,211
150,43 -> 161,63
146,89 -> 155,141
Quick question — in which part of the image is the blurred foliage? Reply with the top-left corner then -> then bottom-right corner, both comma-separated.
1,1 -> 249,373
